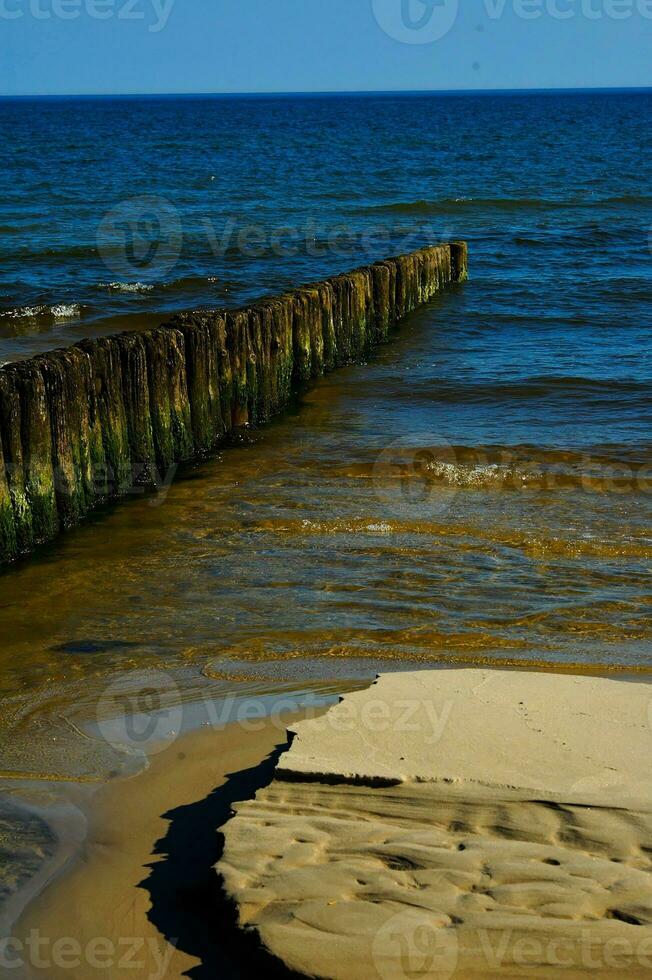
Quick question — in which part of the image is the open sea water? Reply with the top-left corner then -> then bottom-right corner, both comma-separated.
0,93 -> 650,889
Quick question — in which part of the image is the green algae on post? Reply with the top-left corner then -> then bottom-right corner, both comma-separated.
13,361 -> 59,545
0,424 -> 17,561
0,367 -> 32,553
0,242 -> 468,565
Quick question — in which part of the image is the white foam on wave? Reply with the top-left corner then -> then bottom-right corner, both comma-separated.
100,282 -> 154,294
1,303 -> 82,321
50,304 -> 82,319
425,460 -> 508,487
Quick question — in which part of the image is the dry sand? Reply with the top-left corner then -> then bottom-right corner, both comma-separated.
219,669 -> 652,979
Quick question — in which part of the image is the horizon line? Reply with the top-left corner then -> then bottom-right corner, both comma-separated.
1,85 -> 652,100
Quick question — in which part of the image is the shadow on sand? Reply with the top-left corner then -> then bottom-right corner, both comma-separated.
139,737 -> 304,979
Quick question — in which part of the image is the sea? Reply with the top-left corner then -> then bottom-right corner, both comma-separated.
0,90 -> 650,926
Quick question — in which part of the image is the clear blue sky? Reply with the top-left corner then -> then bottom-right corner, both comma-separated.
1,0 -> 651,96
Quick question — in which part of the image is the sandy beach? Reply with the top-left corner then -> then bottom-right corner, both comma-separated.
219,669 -> 652,979
11,714 -> 308,979
4,668 -> 652,979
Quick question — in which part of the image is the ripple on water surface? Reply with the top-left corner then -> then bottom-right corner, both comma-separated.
0,91 -> 651,786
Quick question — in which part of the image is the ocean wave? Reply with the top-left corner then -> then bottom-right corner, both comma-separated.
99,282 -> 154,294
8,243 -> 98,263
336,443 -> 652,497
157,274 -> 244,297
355,195 -> 652,216
396,376 -> 651,405
245,516 -> 652,560
0,303 -> 83,321
93,274 -> 244,297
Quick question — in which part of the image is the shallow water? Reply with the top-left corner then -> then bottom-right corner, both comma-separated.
0,92 -> 650,885
0,282 -> 650,775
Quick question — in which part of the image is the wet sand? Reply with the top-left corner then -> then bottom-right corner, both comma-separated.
12,715 -> 308,979
7,669 -> 652,979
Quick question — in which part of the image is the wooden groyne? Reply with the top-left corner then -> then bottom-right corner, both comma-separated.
0,242 -> 467,565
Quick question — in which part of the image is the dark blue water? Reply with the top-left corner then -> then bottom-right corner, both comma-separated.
1,91 -> 651,359
0,91 -> 650,785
